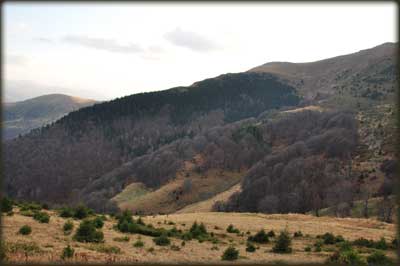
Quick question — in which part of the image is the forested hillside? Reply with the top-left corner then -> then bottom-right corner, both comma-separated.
4,72 -> 299,210
3,43 -> 397,218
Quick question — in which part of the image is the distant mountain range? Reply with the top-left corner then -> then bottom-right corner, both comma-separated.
3,94 -> 98,140
3,42 -> 397,217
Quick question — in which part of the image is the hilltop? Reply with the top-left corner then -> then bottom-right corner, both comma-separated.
3,94 -> 98,140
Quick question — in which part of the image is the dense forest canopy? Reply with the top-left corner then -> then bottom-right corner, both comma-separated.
4,72 -> 300,210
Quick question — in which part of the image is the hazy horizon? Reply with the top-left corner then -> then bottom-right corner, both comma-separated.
4,2 -> 397,102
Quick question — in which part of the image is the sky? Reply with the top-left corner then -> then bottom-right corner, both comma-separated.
3,2 -> 398,102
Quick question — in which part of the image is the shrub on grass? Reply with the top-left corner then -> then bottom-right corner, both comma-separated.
133,240 -> 144,247
267,230 -> 276,237
33,211 -> 50,223
73,220 -> 104,243
314,240 -> 323,252
88,244 -> 121,254
352,237 -> 388,250
20,210 -> 35,217
113,236 -> 130,242
327,247 -> 366,266
61,245 -> 74,260
20,202 -> 41,212
73,205 -> 90,219
1,197 -> 13,213
92,216 -> 104,229
189,222 -> 208,238
153,234 -> 170,246
63,220 -> 74,233
19,225 -> 32,235
304,246 -> 311,252
272,230 -> 292,253
374,238 -> 388,250
366,250 -> 393,266
221,246 -> 239,261
335,235 -> 345,243
246,242 -> 256,252
293,231 -> 303,238
59,207 -> 74,218
321,232 -> 336,244
227,224 -> 240,234
248,229 -> 269,243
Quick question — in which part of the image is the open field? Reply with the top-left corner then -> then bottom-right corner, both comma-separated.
2,209 -> 396,264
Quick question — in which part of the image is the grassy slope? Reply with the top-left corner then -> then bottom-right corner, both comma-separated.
3,210 -> 396,264
176,183 -> 241,213
317,196 -> 396,219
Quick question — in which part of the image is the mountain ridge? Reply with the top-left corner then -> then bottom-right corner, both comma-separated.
3,94 -> 98,140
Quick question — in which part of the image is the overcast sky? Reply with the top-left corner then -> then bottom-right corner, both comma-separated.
3,2 -> 398,102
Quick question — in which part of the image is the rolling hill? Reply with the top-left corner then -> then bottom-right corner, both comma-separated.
3,94 -> 98,140
3,43 -> 397,220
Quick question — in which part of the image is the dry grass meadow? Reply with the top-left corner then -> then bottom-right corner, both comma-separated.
2,209 -> 397,264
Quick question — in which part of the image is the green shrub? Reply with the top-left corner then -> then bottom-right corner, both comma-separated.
293,231 -> 303,238
353,237 -> 373,247
314,240 -> 323,252
113,236 -> 130,242
227,224 -> 240,234
0,242 -> 6,261
267,230 -> 275,237
189,222 -> 208,238
20,202 -> 41,212
153,234 -> 170,246
321,232 -> 336,244
73,220 -> 104,243
92,216 -> 104,229
352,237 -> 388,250
272,230 -> 292,253
133,240 -> 145,248
33,211 -> 50,223
147,247 -> 155,253
19,225 -> 32,235
20,210 -> 35,217
375,238 -> 388,250
1,197 -> 13,213
246,242 -> 256,252
59,207 -> 74,218
88,244 -> 120,254
335,235 -> 345,243
116,210 -> 165,237
304,246 -> 311,252
248,229 -> 269,243
221,246 -> 239,261
181,241 -> 186,246
366,250 -> 393,266
338,241 -> 353,252
137,217 -> 145,225
327,248 -> 366,266
63,220 -> 74,233
61,245 -> 74,260
73,205 -> 90,219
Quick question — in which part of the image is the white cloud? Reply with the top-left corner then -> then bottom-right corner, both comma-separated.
62,35 -> 144,53
164,28 -> 220,52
